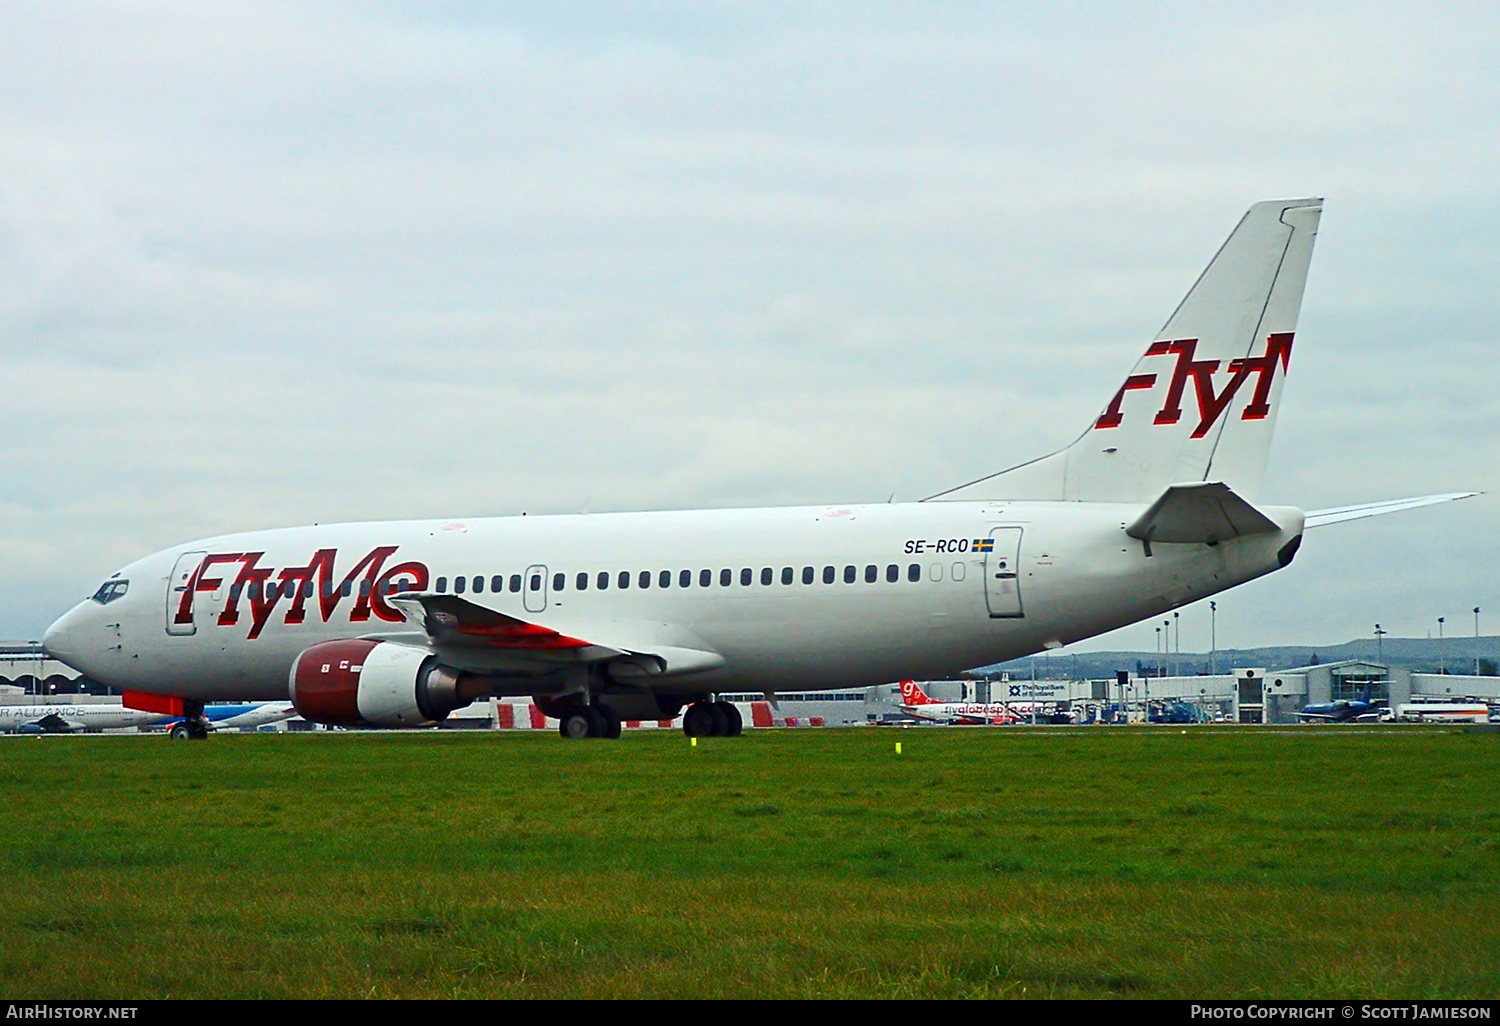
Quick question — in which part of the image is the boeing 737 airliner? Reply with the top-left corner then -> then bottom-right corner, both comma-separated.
41,199 -> 1473,739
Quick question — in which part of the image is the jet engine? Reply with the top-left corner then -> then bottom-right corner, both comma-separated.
288,639 -> 481,728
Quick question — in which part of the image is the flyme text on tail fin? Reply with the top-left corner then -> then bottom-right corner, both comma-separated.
42,198 -> 1474,741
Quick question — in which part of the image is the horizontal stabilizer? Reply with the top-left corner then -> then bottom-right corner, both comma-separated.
1126,481 -> 1279,545
1304,492 -> 1477,529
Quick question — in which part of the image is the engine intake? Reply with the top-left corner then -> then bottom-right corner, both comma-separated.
288,639 -> 478,728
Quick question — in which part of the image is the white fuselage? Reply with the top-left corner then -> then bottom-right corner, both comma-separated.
901,701 -> 1022,725
0,702 -> 170,733
43,500 -> 1303,703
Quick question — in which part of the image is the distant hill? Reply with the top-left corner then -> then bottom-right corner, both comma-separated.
977,636 -> 1500,680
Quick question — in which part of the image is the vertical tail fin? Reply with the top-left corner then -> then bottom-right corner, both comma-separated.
898,680 -> 937,705
929,198 -> 1322,504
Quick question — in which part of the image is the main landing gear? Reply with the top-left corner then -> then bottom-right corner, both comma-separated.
557,702 -> 622,740
682,701 -> 742,738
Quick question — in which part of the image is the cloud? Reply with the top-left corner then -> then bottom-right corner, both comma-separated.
1,3 -> 1496,649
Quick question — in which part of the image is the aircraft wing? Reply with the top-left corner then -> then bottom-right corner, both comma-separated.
31,712 -> 82,734
1304,492 -> 1477,528
382,593 -> 727,681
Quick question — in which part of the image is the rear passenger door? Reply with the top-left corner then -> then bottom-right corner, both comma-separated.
983,528 -> 1024,618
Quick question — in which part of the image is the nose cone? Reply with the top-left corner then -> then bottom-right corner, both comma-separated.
43,602 -> 90,671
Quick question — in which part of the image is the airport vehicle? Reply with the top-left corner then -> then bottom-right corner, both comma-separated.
896,680 -> 1022,725
162,701 -> 297,739
1297,685 -> 1384,723
1395,702 -> 1490,724
1149,701 -> 1209,724
0,701 -> 170,734
42,198 -> 1474,740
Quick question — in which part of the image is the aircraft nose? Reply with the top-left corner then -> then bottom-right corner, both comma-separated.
43,603 -> 87,669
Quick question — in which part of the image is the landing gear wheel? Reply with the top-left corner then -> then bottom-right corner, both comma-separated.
682,703 -> 718,737
715,701 -> 743,737
187,719 -> 210,740
560,708 -> 594,740
598,705 -> 622,739
584,706 -> 608,737
706,702 -> 729,736
169,723 -> 190,741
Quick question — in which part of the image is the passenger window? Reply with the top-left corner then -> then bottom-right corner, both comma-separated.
455,576 -> 466,595
741,568 -> 752,586
844,565 -> 856,584
698,569 -> 710,588
908,564 -> 921,582
952,562 -> 966,582
598,572 -> 610,591
359,581 -> 371,597
760,568 -> 772,586
473,576 -> 484,594
929,563 -> 943,582
577,572 -> 589,591
303,581 -> 314,598
802,566 -> 814,585
639,571 -> 651,589
865,564 -> 877,583
659,570 -> 671,589
229,584 -> 243,601
887,564 -> 899,583
436,577 -> 449,593
491,575 -> 504,593
679,569 -> 691,588
822,566 -> 835,585
553,573 -> 565,592
509,574 -> 522,593
781,567 -> 793,585
619,571 -> 631,590
720,569 -> 732,587
530,574 -> 542,592
343,581 -> 353,597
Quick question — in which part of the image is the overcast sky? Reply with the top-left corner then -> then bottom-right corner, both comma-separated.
2,2 -> 1496,657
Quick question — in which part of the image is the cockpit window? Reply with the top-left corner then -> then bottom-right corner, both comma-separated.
91,580 -> 129,605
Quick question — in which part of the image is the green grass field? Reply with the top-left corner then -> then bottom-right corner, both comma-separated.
1,726 -> 1497,999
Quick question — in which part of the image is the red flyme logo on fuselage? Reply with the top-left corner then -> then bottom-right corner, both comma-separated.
1095,332 -> 1293,437
175,546 -> 431,639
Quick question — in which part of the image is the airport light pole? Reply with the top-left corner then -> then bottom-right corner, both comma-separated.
1163,619 -> 1171,678
1210,601 -> 1218,676
1438,616 -> 1446,674
1476,607 -> 1482,676
1173,611 -> 1180,677
1375,623 -> 1386,667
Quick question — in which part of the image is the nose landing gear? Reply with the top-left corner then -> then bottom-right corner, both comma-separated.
167,701 -> 211,740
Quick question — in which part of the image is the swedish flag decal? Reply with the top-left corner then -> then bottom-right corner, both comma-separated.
973,538 -> 995,553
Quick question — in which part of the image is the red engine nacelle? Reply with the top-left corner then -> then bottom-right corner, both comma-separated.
288,639 -> 477,728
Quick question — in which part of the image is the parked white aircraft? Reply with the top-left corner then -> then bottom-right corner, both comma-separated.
896,680 -> 1021,725
42,198 -> 1474,740
0,702 -> 169,734
161,701 -> 298,739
